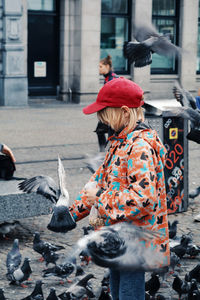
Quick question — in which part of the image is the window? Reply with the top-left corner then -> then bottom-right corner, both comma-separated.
151,0 -> 179,74
197,1 -> 200,73
28,0 -> 55,11
101,0 -> 131,74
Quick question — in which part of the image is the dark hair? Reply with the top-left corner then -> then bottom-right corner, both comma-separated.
100,55 -> 112,69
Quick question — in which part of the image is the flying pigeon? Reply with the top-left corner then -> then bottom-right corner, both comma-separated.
18,157 -> 76,233
172,82 -> 200,143
123,22 -> 181,67
21,280 -> 44,300
85,152 -> 105,174
173,82 -> 197,110
71,223 -> 166,272
6,257 -> 32,286
6,239 -> 22,274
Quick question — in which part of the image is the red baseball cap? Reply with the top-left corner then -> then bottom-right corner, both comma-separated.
83,77 -> 144,114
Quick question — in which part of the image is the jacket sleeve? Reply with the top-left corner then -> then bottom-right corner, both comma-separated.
96,143 -> 164,224
69,166 -> 103,222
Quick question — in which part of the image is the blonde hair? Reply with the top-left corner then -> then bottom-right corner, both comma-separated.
97,106 -> 145,132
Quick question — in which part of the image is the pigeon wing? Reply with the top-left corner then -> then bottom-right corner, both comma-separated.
57,156 -> 69,202
134,23 -> 159,42
18,176 -> 59,204
150,36 -> 181,57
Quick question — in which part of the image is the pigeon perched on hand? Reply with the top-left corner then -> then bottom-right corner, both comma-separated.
6,238 -> 22,274
73,223 -> 165,271
18,157 -> 76,233
123,22 -> 181,67
6,257 -> 32,287
21,280 -> 44,300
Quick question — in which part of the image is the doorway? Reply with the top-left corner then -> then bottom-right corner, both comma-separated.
28,0 -> 59,96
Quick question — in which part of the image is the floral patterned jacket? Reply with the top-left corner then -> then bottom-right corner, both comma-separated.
70,122 -> 170,268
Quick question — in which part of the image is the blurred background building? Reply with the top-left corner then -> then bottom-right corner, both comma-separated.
0,0 -> 199,106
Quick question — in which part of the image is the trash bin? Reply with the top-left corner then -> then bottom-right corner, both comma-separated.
144,100 -> 188,214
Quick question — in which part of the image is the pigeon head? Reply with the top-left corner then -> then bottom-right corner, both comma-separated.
33,232 -> 40,241
13,239 -> 19,249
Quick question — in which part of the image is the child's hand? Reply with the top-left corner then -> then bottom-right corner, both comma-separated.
83,188 -> 99,206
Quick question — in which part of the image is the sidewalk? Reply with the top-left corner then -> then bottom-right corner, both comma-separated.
0,101 -> 199,299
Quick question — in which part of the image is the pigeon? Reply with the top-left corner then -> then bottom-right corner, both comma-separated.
18,157 -> 76,233
21,280 -> 44,300
0,288 -> 6,300
42,256 -> 76,280
46,288 -> 59,300
6,238 -> 22,274
72,222 -> 165,271
0,220 -> 20,238
172,274 -> 190,299
42,247 -> 59,266
6,257 -> 32,286
172,83 -> 200,143
123,22 -> 181,67
75,265 -> 85,277
85,152 -> 105,174
58,274 -> 95,299
189,186 -> 200,199
145,272 -> 160,297
173,82 -> 197,110
186,244 -> 200,258
170,234 -> 191,258
33,232 -> 65,258
185,264 -> 200,283
168,220 -> 179,239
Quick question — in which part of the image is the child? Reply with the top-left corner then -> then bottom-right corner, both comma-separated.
70,77 -> 170,300
96,55 -> 119,151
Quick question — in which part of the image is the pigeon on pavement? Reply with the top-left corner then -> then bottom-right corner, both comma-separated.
0,288 -> 6,300
33,232 -> 65,258
42,256 -> 76,281
21,280 -> 44,300
46,288 -> 59,300
58,274 -> 95,300
168,220 -> 179,239
123,22 -> 181,67
189,186 -> 200,199
18,157 -> 76,233
0,220 -> 20,238
42,247 -> 59,266
185,264 -> 200,283
7,257 -> 32,286
6,238 -> 22,274
145,272 -> 160,297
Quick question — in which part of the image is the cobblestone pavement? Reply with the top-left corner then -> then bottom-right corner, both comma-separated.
0,101 -> 199,299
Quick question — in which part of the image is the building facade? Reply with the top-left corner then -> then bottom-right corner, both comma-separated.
0,0 -> 199,105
